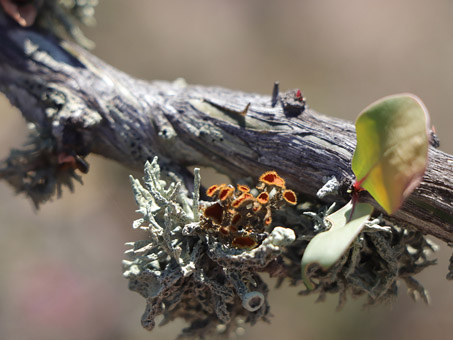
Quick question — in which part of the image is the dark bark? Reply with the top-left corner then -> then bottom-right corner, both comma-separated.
0,14 -> 452,242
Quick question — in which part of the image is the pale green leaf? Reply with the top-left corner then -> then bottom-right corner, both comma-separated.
352,93 -> 430,214
301,201 -> 373,290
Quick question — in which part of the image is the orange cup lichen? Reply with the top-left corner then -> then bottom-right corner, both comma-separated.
232,193 -> 255,208
257,192 -> 270,204
237,184 -> 250,193
203,203 -> 224,225
283,189 -> 297,205
206,184 -> 225,197
219,186 -> 235,201
201,170 -> 296,250
259,171 -> 286,188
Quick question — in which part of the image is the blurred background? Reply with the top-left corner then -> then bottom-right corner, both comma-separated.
1,1 -> 452,339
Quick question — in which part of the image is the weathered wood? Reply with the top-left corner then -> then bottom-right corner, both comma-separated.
0,15 -> 452,242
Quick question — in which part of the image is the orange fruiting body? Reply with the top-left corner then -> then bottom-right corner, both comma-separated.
231,213 -> 242,226
232,193 -> 255,208
256,192 -> 270,204
231,236 -> 258,250
200,170 -> 296,250
282,189 -> 297,205
206,184 -> 225,197
259,171 -> 286,188
237,184 -> 250,193
219,186 -> 235,201
203,203 -> 224,224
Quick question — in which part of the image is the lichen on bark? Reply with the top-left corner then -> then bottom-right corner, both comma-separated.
123,158 -> 437,339
123,157 -> 297,338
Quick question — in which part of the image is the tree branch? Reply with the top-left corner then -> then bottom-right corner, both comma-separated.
0,14 -> 452,243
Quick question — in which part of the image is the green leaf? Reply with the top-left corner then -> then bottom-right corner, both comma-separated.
301,201 -> 373,290
352,93 -> 430,214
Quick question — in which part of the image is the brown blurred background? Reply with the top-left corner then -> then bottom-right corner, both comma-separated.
0,1 -> 452,339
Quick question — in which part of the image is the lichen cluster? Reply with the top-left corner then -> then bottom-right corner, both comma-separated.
282,207 -> 437,307
123,158 -> 437,339
37,0 -> 98,48
1,0 -> 98,48
0,123 -> 86,208
201,171 -> 297,250
123,158 -> 296,339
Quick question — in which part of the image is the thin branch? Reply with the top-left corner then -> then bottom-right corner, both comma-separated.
0,15 -> 452,242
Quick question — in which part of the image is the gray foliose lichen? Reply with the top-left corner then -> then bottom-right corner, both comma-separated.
123,158 -> 437,339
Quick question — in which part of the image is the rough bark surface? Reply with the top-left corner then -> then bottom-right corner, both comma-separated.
0,14 -> 452,242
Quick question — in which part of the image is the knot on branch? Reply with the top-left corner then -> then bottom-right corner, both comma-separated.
280,88 -> 307,117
